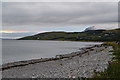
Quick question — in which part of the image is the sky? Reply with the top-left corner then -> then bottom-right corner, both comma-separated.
1,2 -> 119,39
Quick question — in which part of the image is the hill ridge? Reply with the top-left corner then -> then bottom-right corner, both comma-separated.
18,28 -> 120,42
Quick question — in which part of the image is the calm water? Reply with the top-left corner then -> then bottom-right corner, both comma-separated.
2,40 -> 102,64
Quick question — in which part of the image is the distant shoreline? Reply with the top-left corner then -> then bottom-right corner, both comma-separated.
2,39 -> 104,43
16,37 -> 104,43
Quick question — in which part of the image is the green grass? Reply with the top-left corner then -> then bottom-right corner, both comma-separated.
93,42 -> 120,78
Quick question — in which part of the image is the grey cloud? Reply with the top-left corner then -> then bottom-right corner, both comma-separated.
2,2 -> 118,29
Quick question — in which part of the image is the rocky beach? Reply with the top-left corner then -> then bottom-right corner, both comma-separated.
1,45 -> 114,78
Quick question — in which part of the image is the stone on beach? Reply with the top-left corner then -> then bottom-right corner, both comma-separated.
2,45 -> 113,78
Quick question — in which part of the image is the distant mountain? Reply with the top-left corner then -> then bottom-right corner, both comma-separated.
18,28 -> 120,42
84,26 -> 96,31
84,26 -> 106,31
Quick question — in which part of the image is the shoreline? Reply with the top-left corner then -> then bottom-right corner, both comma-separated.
2,44 -> 114,78
3,39 -> 104,43
16,39 -> 104,42
1,45 -> 97,71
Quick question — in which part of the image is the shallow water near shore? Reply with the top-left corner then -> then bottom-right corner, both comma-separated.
2,40 -> 102,64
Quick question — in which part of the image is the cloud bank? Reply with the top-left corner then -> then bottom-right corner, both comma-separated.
2,2 -> 118,38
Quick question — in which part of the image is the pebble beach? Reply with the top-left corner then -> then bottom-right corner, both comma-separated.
2,45 -> 114,78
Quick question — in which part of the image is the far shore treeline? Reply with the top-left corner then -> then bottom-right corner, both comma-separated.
18,28 -> 120,42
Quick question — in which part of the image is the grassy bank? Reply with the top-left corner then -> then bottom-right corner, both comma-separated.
93,42 -> 120,78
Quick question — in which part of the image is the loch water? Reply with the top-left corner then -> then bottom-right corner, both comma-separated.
2,40 -> 102,64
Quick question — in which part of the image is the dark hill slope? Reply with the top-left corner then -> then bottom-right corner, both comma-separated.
18,28 -> 120,42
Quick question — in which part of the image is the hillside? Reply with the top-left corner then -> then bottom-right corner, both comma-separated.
18,28 -> 120,42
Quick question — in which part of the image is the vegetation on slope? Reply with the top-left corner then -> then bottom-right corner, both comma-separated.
93,42 -> 120,78
18,28 -> 120,42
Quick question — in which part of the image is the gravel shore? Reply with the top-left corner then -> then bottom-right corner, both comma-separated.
2,45 -> 114,78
